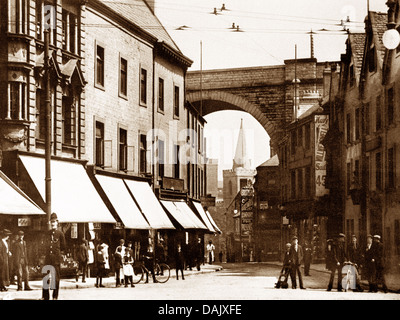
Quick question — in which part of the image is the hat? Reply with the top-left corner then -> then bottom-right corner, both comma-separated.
373,235 -> 381,240
366,234 -> 373,239
286,243 -> 291,248
18,230 -> 24,236
327,239 -> 333,243
292,236 -> 298,240
1,229 -> 12,237
338,233 -> 345,238
50,213 -> 58,221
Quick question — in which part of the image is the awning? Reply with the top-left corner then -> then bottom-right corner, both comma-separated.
205,209 -> 222,234
95,175 -> 150,229
0,170 -> 45,215
19,155 -> 116,223
124,180 -> 175,229
161,200 -> 207,230
191,201 -> 216,233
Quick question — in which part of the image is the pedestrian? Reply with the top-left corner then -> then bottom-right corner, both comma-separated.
364,234 -> 376,292
175,243 -> 185,280
206,240 -> 215,264
77,238 -> 89,283
42,213 -> 66,300
372,235 -> 388,293
156,238 -> 166,275
347,234 -> 363,292
327,233 -> 346,292
100,242 -> 110,276
95,243 -> 106,288
115,239 -> 126,286
0,229 -> 12,292
195,237 -> 203,271
143,243 -> 157,283
14,231 -> 32,291
289,236 -> 305,289
219,251 -> 223,263
122,247 -> 135,287
303,240 -> 312,276
275,243 -> 292,288
9,233 -> 18,286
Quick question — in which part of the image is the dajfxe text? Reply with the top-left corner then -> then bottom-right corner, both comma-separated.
158,304 -> 242,317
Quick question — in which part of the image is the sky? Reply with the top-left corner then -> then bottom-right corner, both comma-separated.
154,0 -> 389,181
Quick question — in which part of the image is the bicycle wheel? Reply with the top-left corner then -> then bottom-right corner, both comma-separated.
132,265 -> 144,284
155,263 -> 170,283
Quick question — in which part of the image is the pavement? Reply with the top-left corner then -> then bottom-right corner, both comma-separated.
5,264 -> 224,292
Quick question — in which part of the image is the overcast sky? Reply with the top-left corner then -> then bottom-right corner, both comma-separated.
155,0 -> 389,180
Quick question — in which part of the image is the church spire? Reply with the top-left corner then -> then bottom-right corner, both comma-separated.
232,119 -> 251,170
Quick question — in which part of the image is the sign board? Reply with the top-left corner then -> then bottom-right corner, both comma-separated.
18,217 -> 31,227
113,222 -> 123,230
71,223 -> 78,239
315,115 -> 329,197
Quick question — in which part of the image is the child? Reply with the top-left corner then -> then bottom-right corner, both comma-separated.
95,244 -> 106,288
123,250 -> 135,287
175,243 -> 185,280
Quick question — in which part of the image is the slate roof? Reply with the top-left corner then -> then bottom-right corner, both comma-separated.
97,0 -> 181,53
348,33 -> 365,79
368,11 -> 388,64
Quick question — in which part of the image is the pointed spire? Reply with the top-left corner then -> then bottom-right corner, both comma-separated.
232,119 -> 250,170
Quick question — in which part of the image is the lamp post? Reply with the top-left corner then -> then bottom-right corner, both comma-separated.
44,29 -> 52,227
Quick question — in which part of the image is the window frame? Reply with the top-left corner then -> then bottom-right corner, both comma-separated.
95,43 -> 105,89
158,77 -> 164,113
119,56 -> 128,98
139,67 -> 147,106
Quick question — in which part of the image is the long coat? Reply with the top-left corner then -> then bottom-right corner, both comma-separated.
325,245 -> 336,271
289,244 -> 303,266
45,229 -> 66,266
13,239 -> 29,267
0,240 -> 10,287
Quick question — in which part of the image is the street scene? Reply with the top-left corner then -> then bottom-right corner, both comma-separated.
1,0 -> 400,306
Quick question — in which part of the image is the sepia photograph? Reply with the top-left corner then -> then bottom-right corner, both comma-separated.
0,0 -> 399,313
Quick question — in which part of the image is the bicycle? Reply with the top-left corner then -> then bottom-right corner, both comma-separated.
132,258 -> 170,284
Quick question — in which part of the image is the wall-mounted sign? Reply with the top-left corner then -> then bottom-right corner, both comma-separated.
71,223 -> 78,239
18,217 -> 31,227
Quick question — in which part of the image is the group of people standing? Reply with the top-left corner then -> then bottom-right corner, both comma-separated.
0,229 -> 32,292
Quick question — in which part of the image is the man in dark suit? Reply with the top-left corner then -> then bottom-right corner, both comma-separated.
0,229 -> 12,292
364,234 -> 376,292
42,213 -> 66,300
14,231 -> 32,291
327,233 -> 347,292
77,238 -> 89,283
289,236 -> 305,289
372,235 -> 388,293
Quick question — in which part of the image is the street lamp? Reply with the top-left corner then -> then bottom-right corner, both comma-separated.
383,0 -> 400,50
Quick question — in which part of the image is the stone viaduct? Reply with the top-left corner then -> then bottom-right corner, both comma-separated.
186,58 -> 336,153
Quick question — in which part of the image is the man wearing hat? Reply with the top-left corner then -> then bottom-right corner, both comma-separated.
0,229 -> 12,291
364,234 -> 376,292
372,235 -> 388,293
42,213 -> 66,300
289,236 -> 305,289
14,230 -> 32,291
327,233 -> 347,292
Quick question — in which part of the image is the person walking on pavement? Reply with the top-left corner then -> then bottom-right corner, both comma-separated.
0,229 -> 12,292
327,233 -> 346,292
77,238 -> 89,283
143,243 -> 157,283
42,213 -> 66,300
347,234 -> 363,292
206,240 -> 215,265
95,243 -> 107,288
303,240 -> 312,276
175,243 -> 185,280
122,247 -> 135,288
372,235 -> 388,293
289,236 -> 305,289
364,234 -> 376,292
14,231 -> 32,291
195,237 -> 203,271
114,246 -> 123,287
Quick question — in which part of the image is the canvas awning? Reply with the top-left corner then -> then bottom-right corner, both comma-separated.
161,200 -> 207,230
18,155 -> 116,223
0,170 -> 45,216
191,201 -> 216,233
124,180 -> 174,229
95,175 -> 150,229
205,209 -> 222,234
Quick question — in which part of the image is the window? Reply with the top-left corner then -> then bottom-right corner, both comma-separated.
376,152 -> 382,190
291,130 -> 296,155
365,102 -> 370,135
376,95 -> 382,131
305,123 -> 310,150
62,9 -> 78,54
36,1 -> 56,44
354,159 -> 360,187
95,122 -> 104,167
355,108 -> 360,140
173,145 -> 180,179
367,40 -> 376,73
291,170 -> 296,199
119,57 -> 127,97
96,45 -> 105,87
118,128 -> 127,171
7,81 -> 27,121
139,134 -> 147,174
158,78 -> 164,112
346,113 -> 351,144
347,162 -> 351,195
174,85 -> 180,117
140,68 -> 147,105
158,139 -> 165,178
35,89 -> 46,140
388,147 -> 395,189
62,95 -> 76,145
9,0 -> 28,34
387,87 -> 394,125
298,168 -> 303,198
